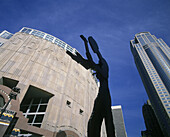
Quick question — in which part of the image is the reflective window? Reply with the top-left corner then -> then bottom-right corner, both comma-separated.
147,35 -> 155,42
142,35 -> 150,43
19,28 -> 77,56
31,30 -> 45,38
54,39 -> 66,48
66,45 -> 73,52
45,35 -> 54,42
0,32 -> 13,39
21,28 -> 32,34
145,33 -> 150,36
138,37 -> 146,46
20,97 -> 49,128
21,28 -> 27,33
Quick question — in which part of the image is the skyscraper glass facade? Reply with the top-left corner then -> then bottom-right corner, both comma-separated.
130,32 -> 170,137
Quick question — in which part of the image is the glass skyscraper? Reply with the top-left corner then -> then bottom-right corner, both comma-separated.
130,32 -> 170,137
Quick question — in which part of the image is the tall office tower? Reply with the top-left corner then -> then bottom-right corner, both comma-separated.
0,27 -> 99,136
130,32 -> 170,137
111,105 -> 127,137
142,100 -> 164,137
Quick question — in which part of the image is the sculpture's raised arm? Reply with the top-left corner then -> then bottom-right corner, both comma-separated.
88,36 -> 103,61
88,36 -> 109,79
79,35 -> 108,79
80,35 -> 95,66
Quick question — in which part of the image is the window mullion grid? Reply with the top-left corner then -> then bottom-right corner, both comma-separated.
31,98 -> 42,125
37,98 -> 42,112
24,99 -> 34,118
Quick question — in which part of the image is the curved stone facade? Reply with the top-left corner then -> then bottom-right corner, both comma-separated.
0,28 -> 99,136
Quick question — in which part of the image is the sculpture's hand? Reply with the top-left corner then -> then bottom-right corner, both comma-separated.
80,35 -> 89,53
80,35 -> 88,43
88,36 -> 99,54
80,35 -> 97,69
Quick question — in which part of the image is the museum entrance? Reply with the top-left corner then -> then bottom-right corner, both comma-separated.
56,130 -> 79,137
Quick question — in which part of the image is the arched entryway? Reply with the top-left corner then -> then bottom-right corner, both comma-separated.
56,130 -> 79,137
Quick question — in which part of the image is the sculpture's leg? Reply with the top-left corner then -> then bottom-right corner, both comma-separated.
87,99 -> 103,137
104,108 -> 116,137
88,114 -> 103,137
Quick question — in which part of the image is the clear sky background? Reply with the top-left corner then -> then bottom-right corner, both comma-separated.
0,0 -> 170,136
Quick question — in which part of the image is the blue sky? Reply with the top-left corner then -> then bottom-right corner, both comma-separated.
0,0 -> 170,136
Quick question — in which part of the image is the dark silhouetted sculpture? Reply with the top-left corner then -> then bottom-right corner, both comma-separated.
66,35 -> 115,137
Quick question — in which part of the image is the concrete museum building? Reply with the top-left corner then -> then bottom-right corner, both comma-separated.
0,27 -> 99,137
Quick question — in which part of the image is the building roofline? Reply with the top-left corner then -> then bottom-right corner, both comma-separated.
0,30 -> 13,35
19,27 -> 99,85
19,27 -> 77,54
136,32 -> 150,35
111,105 -> 122,109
